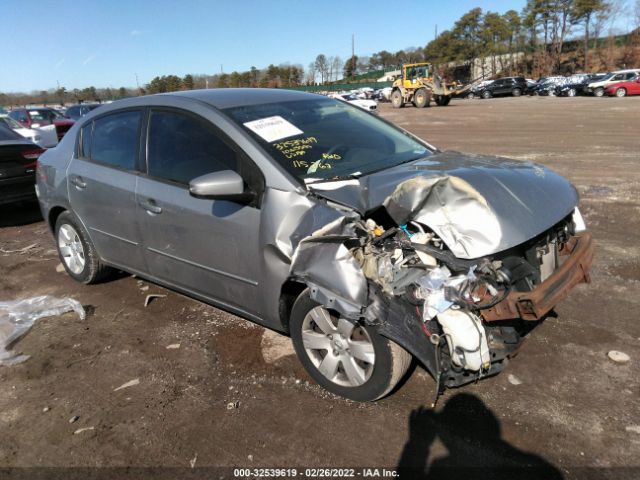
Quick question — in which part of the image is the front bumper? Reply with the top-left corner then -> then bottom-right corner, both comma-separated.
481,232 -> 594,321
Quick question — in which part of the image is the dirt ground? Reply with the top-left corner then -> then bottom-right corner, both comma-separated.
0,96 -> 638,479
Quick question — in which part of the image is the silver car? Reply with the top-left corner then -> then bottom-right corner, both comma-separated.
36,89 -> 594,402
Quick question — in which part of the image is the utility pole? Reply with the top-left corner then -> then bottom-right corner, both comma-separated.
351,33 -> 355,78
135,73 -> 140,91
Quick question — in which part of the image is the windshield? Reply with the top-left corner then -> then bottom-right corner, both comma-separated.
223,97 -> 431,182
30,109 -> 62,121
1,116 -> 23,129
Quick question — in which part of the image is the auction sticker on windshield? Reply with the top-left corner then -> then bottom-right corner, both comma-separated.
243,116 -> 303,142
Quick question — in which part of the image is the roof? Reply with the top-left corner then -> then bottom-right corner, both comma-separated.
164,88 -> 318,109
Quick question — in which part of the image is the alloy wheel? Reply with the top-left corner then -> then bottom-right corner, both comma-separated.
301,306 -> 375,387
58,224 -> 86,274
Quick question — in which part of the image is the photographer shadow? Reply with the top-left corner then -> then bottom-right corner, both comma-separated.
397,393 -> 563,480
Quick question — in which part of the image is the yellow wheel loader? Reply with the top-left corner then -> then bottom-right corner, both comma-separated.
390,62 -> 457,108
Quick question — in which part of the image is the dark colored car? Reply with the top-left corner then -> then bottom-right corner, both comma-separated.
64,104 -> 102,121
8,108 -> 74,140
605,78 -> 640,97
36,89 -> 593,401
0,122 -> 44,205
556,74 -> 606,97
475,77 -> 527,98
528,76 -> 566,96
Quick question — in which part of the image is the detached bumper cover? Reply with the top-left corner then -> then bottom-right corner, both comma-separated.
481,232 -> 594,321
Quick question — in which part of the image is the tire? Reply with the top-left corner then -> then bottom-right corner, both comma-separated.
594,87 -> 605,97
55,211 -> 112,284
413,88 -> 429,108
290,290 -> 411,401
482,90 -> 492,99
435,95 -> 451,106
568,88 -> 576,97
512,88 -> 522,97
391,90 -> 404,108
467,93 -> 475,100
615,88 -> 627,97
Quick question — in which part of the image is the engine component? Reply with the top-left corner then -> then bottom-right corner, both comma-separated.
436,307 -> 490,372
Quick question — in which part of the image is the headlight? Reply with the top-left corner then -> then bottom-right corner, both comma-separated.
573,207 -> 587,232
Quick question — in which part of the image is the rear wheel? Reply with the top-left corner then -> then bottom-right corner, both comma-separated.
594,87 -> 605,97
512,88 -> 522,97
413,88 -> 429,108
55,211 -> 112,284
290,290 -> 411,401
615,87 -> 627,97
482,90 -> 492,99
391,90 -> 404,108
567,88 -> 577,97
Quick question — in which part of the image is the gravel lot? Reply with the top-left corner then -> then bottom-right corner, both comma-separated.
0,96 -> 638,479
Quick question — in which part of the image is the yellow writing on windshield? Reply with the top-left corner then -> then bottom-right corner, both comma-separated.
273,137 -> 318,159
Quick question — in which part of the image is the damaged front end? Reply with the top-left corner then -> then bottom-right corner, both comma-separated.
289,171 -> 594,394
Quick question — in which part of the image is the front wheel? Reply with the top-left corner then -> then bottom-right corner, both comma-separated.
567,88 -> 577,97
615,88 -> 627,97
594,87 -> 605,97
290,290 -> 411,401
413,88 -> 429,108
482,90 -> 492,99
512,88 -> 522,97
390,90 -> 404,108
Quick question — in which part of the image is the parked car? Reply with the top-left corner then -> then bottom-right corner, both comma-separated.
64,104 -> 102,121
331,93 -> 378,113
37,89 -> 593,401
556,73 -> 606,96
585,69 -> 640,97
0,122 -> 45,205
8,108 -> 74,140
474,76 -> 528,98
466,80 -> 494,99
605,78 -> 640,97
528,76 -> 565,96
0,115 -> 58,148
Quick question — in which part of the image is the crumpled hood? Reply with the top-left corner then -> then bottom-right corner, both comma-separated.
308,151 -> 578,259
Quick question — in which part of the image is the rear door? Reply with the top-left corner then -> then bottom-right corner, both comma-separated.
135,107 -> 265,316
67,109 -> 147,271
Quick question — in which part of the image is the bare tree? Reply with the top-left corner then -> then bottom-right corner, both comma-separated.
314,54 -> 328,84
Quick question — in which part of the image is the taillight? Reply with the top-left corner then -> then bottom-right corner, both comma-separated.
22,148 -> 45,167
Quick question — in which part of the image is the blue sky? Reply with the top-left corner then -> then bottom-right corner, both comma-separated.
2,0 -> 635,92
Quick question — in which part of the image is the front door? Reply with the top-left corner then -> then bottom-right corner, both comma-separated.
136,108 -> 264,317
67,110 -> 146,271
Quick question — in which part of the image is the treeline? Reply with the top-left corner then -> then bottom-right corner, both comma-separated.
2,0 -> 639,106
425,0 -> 640,78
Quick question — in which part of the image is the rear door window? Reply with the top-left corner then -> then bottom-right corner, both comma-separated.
91,110 -> 141,170
146,109 -> 237,185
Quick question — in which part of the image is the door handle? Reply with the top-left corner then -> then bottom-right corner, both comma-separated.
140,198 -> 162,215
71,176 -> 87,189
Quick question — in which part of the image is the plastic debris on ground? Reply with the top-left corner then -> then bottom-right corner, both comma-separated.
0,295 -> 85,365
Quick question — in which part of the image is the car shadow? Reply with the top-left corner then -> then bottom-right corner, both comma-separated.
0,200 -> 43,227
396,393 -> 564,480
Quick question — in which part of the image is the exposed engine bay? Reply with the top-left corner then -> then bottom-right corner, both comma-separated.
289,200 -> 592,396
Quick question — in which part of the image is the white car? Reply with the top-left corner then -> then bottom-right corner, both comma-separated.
332,93 -> 378,113
0,115 -> 58,148
586,69 -> 640,97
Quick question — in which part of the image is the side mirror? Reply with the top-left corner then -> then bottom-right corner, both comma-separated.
189,170 -> 254,203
